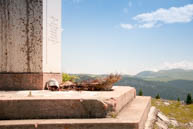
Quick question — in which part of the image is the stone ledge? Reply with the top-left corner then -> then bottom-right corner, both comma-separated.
0,96 -> 151,129
0,86 -> 136,119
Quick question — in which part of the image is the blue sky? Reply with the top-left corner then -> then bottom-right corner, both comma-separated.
62,0 -> 193,75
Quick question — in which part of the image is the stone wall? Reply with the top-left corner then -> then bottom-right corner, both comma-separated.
0,0 -> 43,73
0,0 -> 62,90
0,0 -> 62,73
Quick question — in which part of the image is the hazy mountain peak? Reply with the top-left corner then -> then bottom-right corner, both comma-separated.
135,71 -> 155,77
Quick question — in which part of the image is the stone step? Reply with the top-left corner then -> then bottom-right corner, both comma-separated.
0,96 -> 151,129
0,86 -> 136,119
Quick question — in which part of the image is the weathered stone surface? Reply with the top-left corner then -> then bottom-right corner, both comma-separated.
0,86 -> 136,119
118,96 -> 151,129
0,73 -> 62,90
0,0 -> 43,73
0,96 -> 151,129
0,0 -> 62,90
156,111 -> 179,128
157,112 -> 170,124
156,121 -> 168,129
189,122 -> 193,126
163,102 -> 170,106
145,106 -> 158,129
0,0 -> 62,73
170,119 -> 179,127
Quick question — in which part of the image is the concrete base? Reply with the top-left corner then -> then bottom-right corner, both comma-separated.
0,96 -> 151,129
0,86 -> 136,119
0,73 -> 62,90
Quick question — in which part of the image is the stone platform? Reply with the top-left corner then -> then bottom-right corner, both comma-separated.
0,86 -> 151,129
0,86 -> 136,119
0,96 -> 151,129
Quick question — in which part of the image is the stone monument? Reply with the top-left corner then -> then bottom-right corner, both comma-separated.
0,0 -> 62,90
0,1 -> 152,129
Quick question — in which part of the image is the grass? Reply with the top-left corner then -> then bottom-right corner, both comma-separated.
152,98 -> 193,123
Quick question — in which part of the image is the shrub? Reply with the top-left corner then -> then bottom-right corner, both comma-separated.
155,94 -> 160,99
186,93 -> 192,105
62,73 -> 79,82
138,89 -> 143,96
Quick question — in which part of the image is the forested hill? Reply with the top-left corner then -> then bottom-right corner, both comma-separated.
70,74 -> 193,101
115,75 -> 193,101
135,69 -> 193,81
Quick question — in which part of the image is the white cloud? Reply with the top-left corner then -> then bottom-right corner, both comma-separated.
150,61 -> 193,71
138,22 -> 156,28
120,24 -> 134,30
120,4 -> 193,29
134,4 -> 193,28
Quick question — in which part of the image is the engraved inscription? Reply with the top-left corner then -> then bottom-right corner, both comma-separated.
47,16 -> 59,44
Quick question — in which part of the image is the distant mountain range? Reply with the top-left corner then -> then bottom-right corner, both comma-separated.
69,69 -> 193,101
135,69 -> 193,81
115,75 -> 193,101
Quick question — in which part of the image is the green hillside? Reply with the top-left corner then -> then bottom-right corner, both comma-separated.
135,69 -> 193,82
152,99 -> 193,128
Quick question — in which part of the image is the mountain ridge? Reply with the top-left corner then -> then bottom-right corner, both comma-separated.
135,68 -> 193,81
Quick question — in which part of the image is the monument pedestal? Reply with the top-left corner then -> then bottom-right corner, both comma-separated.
0,0 -> 62,90
0,73 -> 62,90
0,86 -> 151,129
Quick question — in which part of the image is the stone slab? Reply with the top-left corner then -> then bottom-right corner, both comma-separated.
0,0 -> 62,90
0,96 -> 151,129
0,0 -> 62,73
0,86 -> 136,119
0,73 -> 62,90
144,107 -> 158,129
